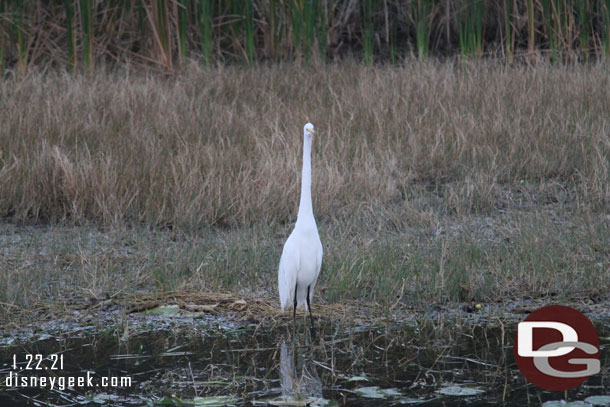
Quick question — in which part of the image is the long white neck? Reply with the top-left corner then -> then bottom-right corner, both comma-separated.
296,134 -> 314,225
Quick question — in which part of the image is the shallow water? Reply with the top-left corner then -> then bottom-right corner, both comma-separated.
1,315 -> 609,406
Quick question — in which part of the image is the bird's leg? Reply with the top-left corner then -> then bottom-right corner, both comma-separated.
293,283 -> 298,327
306,286 -> 315,337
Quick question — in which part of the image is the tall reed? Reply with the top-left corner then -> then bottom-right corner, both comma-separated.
361,0 -> 374,65
149,0 -> 171,69
266,0 -> 277,60
290,0 -> 303,59
458,0 -> 484,57
64,0 -> 76,70
177,0 -> 189,63
526,0 -> 535,54
302,0 -> 316,58
79,0 -> 93,70
414,0 -> 430,60
555,0 -> 570,53
13,0 -> 29,77
198,0 -> 213,66
541,0 -> 556,61
0,1 -> 5,75
603,0 -> 610,55
244,0 -> 255,64
503,0 -> 513,62
577,0 -> 590,59
317,0 -> 328,61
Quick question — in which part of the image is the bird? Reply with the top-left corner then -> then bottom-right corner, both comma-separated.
278,123 -> 323,331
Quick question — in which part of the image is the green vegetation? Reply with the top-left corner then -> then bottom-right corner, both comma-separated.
1,210 -> 608,324
3,0 -> 610,71
458,0 -> 484,58
79,0 -> 93,70
361,0 -> 374,65
413,0 -> 431,60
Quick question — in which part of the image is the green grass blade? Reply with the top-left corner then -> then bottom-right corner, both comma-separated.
79,0 -> 94,70
601,0 -> 610,56
290,0 -> 303,59
541,0 -> 556,62
12,0 -> 27,77
317,0 -> 328,62
151,0 -> 171,69
504,0 -> 513,62
64,0 -> 76,70
0,0 -> 5,76
474,0 -> 483,56
303,0 -> 316,59
198,0 -> 213,66
362,0 -> 374,65
244,0 -> 255,63
177,0 -> 188,62
577,0 -> 590,59
415,0 -> 430,60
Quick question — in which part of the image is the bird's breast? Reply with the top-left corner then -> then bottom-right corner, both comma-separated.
293,232 -> 322,286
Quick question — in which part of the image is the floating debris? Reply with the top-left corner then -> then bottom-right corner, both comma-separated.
346,375 -> 370,382
154,395 -> 236,406
266,397 -> 333,406
192,396 -> 237,406
144,305 -> 181,316
355,386 -> 402,399
585,396 -> 610,406
0,309 -> 608,407
542,401 -> 591,407
88,393 -> 123,404
436,386 -> 485,396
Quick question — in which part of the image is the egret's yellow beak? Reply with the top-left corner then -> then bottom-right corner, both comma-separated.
308,128 -> 315,134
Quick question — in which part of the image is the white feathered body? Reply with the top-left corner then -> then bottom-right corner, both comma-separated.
278,123 -> 323,312
278,221 -> 323,310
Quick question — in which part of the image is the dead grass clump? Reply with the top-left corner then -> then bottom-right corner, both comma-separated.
127,291 -> 367,323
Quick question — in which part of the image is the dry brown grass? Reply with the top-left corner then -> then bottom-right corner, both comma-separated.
0,61 -> 608,229
0,61 -> 609,325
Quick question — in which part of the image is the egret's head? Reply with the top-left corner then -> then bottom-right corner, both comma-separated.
304,123 -> 315,138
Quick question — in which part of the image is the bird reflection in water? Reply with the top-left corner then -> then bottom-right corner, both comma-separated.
278,335 -> 322,404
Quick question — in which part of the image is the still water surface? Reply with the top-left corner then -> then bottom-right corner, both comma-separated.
0,314 -> 608,406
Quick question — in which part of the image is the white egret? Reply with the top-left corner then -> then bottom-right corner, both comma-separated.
278,123 -> 323,329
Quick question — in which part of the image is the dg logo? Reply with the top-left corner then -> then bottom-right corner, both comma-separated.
514,305 -> 600,391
